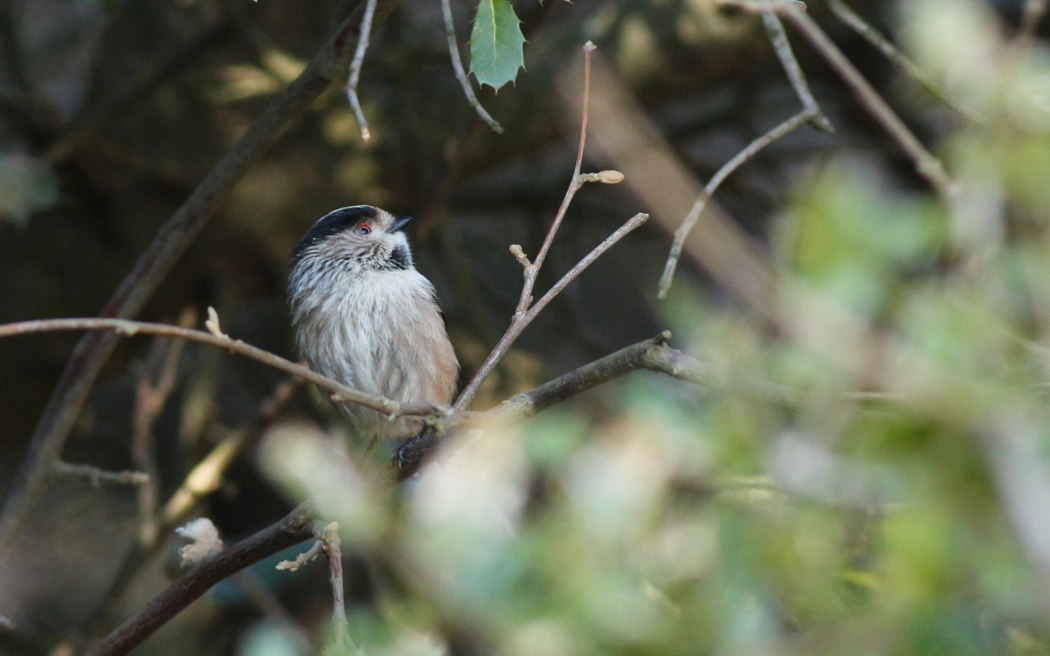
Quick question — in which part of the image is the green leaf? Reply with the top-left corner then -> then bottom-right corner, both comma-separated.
469,0 -> 525,91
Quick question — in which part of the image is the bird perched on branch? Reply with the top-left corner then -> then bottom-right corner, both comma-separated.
288,205 -> 459,446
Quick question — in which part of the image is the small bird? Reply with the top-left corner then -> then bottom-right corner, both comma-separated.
288,205 -> 459,446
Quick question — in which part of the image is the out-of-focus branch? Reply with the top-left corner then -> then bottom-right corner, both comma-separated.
82,503 -> 317,656
82,377 -> 301,641
655,6 -> 829,298
132,309 -> 195,547
760,7 -> 834,133
44,19 -> 230,163
778,2 -> 956,200
1019,0 -> 1049,48
982,415 -> 1050,616
321,526 -> 355,650
0,0 -> 402,565
826,0 -> 982,122
0,318 -> 436,418
52,462 -> 150,487
657,109 -> 812,298
345,0 -> 378,142
441,0 -> 503,133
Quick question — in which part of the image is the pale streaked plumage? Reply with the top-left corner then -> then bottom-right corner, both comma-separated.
289,205 -> 458,440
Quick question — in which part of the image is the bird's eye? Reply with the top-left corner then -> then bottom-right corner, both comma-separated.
357,224 -> 372,235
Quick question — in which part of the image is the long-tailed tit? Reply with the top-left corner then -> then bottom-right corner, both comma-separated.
289,205 -> 458,444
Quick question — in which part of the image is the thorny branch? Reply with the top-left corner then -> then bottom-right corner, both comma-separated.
346,0 -> 379,142
442,0 -> 503,133
0,0 -> 402,565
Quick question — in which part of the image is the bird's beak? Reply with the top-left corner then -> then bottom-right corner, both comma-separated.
389,215 -> 413,233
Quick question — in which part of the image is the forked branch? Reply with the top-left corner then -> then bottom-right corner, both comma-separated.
454,42 -> 646,411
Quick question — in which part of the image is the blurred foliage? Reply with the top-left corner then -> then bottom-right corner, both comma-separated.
5,0 -> 1050,655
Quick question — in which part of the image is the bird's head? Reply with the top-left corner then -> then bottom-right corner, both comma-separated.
291,205 -> 414,274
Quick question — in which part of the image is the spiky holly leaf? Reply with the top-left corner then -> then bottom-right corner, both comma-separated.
469,0 -> 525,91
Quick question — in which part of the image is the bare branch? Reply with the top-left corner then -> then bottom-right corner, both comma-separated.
760,7 -> 834,133
826,0 -> 982,122
83,503 -> 316,656
526,213 -> 648,322
779,2 -> 956,200
453,43 -> 647,412
396,332 -> 723,479
0,0 -> 402,565
345,0 -> 379,142
52,462 -> 150,488
657,109 -> 812,298
0,318 -> 438,419
395,330 -> 905,479
441,0 -> 503,134
454,212 -> 647,411
515,42 -> 599,314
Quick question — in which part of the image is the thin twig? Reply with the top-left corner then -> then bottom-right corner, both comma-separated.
760,7 -> 834,133
454,212 -> 646,410
778,2 -> 956,200
0,0 -> 402,565
441,0 -> 503,133
657,109 -> 812,298
345,0 -> 379,142
83,503 -> 316,656
453,42 -> 645,411
319,525 -> 356,650
826,0 -> 982,122
514,42 -> 598,315
0,318 -> 438,419
51,462 -> 150,488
